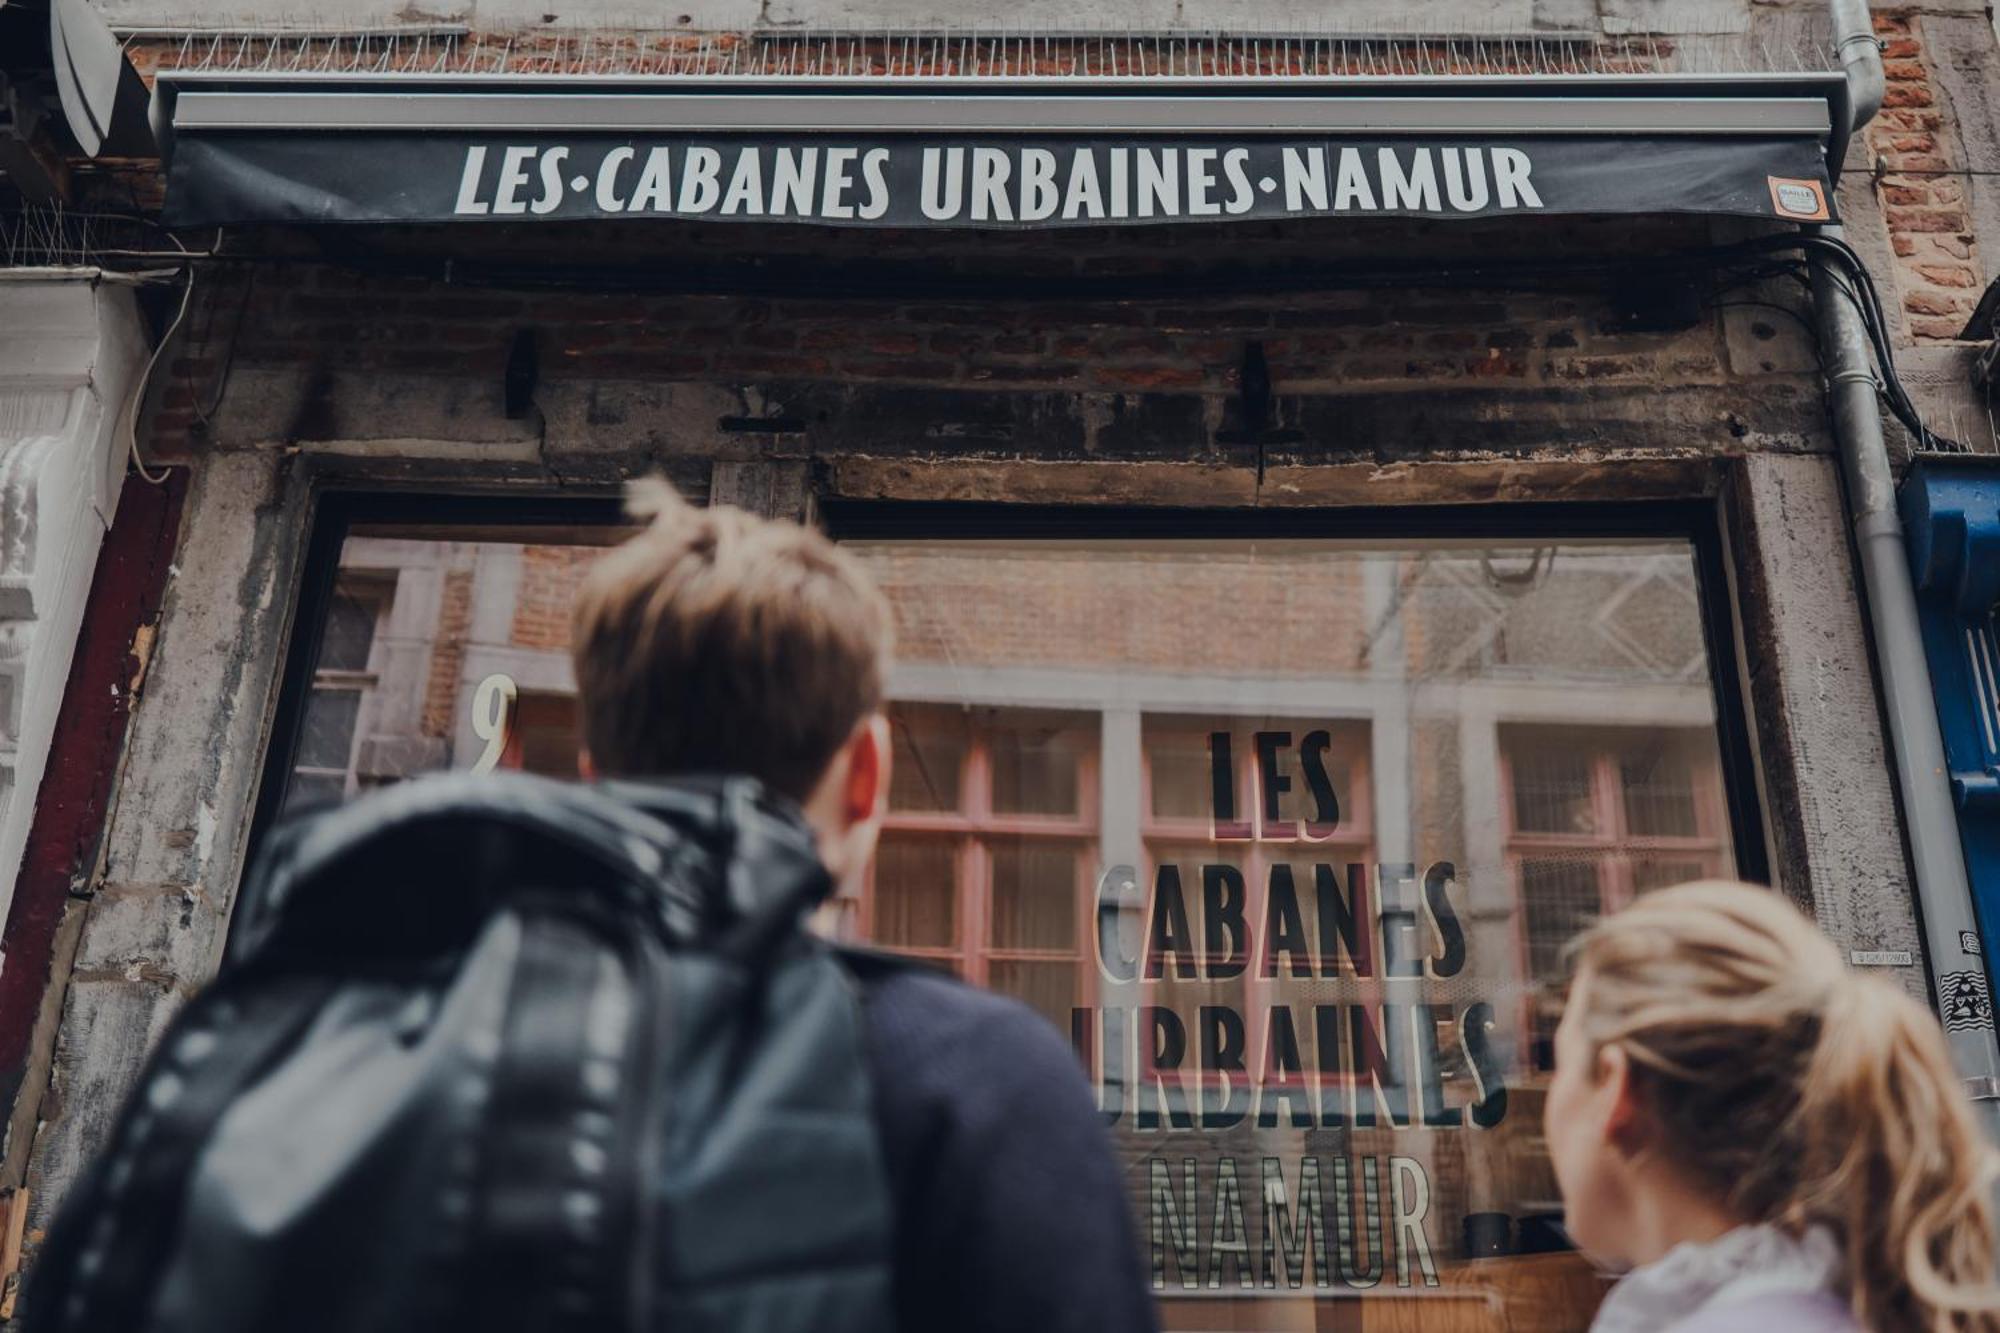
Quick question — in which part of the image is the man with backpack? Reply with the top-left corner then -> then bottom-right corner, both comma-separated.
28,479 -> 1157,1333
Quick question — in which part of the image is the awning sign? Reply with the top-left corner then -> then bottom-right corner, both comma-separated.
162,133 -> 1835,228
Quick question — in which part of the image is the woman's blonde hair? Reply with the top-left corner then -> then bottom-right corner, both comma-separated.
1568,880 -> 2000,1332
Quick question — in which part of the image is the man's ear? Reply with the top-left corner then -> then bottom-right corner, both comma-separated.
842,713 -> 890,824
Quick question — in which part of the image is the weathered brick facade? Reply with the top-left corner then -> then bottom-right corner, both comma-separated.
8,0 -> 2000,1326
1870,10 -> 1987,342
139,212 -> 1810,480
420,567 -> 474,738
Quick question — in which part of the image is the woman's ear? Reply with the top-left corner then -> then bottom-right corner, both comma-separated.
1597,1044 -> 1650,1156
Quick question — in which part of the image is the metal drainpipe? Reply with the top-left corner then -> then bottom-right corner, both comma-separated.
1816,0 -> 2000,1136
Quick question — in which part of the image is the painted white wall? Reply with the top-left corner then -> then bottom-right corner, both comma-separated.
0,273 -> 149,931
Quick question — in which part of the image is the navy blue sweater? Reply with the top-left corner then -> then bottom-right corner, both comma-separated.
852,961 -> 1159,1333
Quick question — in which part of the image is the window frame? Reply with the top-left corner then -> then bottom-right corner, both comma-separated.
287,573 -> 395,802
870,707 -> 1102,1021
1501,724 -> 1735,1058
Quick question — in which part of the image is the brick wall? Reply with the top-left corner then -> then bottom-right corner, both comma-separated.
145,212 -> 1773,467
1870,10 -> 1985,343
511,545 -> 598,650
420,568 -> 474,739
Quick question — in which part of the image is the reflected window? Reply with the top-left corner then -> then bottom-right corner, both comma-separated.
844,535 -> 1745,1333
869,707 -> 1096,1032
1503,725 -> 1730,1071
286,575 -> 389,808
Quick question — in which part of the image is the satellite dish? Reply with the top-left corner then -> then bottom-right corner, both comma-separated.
49,0 -> 125,157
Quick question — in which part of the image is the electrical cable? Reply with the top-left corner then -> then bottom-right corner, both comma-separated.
123,253 -> 196,485
1725,230 -> 1971,452
191,264 -> 254,430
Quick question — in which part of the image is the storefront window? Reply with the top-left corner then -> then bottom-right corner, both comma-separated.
268,512 -> 1750,1332
844,534 -> 1747,1332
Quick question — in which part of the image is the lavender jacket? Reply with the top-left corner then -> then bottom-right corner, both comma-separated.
1665,1291 -> 1860,1333
1590,1225 -> 1858,1333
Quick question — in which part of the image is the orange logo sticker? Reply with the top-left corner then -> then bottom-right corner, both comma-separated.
1768,176 -> 1830,221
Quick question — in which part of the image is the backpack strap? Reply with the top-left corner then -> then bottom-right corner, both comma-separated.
27,975 -> 332,1333
463,909 -> 655,1333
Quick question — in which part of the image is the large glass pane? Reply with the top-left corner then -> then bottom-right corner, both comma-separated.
887,703 -> 967,812
296,689 -> 361,771
1520,856 -> 1604,983
272,518 -> 1746,1333
990,715 -> 1087,816
846,535 -> 1741,1333
989,959 -> 1077,1033
990,842 -> 1080,950
1620,742 -> 1701,838
873,836 -> 959,949
317,583 -> 383,673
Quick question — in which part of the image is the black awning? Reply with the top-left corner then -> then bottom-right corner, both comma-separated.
155,73 -> 1844,230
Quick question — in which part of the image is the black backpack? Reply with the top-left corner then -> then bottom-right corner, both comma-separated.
25,771 -> 897,1333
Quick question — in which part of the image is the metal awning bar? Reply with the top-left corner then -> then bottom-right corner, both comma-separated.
170,87 -> 1832,136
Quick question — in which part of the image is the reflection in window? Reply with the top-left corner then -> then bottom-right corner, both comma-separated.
991,720 -> 1083,816
991,842 -> 1081,950
869,705 -> 1097,1028
1510,747 -> 1597,835
873,836 -> 960,954
888,706 -> 967,812
266,526 -> 1749,1332
1504,725 -> 1730,1082
279,532 -> 633,811
1621,746 -> 1701,838
296,689 -> 362,772
1145,731 -> 1214,822
1520,857 -> 1603,981
844,536 -> 1741,1333
287,575 -> 387,809
318,586 -> 384,672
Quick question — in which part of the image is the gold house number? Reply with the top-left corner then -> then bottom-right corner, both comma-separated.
469,673 -> 518,773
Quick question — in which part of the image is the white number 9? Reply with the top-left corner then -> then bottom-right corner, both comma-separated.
469,673 -> 518,774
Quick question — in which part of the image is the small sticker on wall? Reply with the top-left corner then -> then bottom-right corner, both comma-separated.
1963,930 -> 1983,956
1851,949 -> 1915,967
1941,970 -> 1996,1033
1768,176 -> 1830,221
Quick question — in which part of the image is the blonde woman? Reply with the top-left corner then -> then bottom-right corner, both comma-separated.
1546,880 -> 2000,1333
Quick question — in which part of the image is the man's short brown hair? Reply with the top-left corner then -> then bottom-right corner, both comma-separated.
571,478 -> 892,802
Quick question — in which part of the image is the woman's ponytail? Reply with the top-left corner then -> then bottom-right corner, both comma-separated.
1571,881 -> 2000,1333
1798,975 -> 2000,1332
